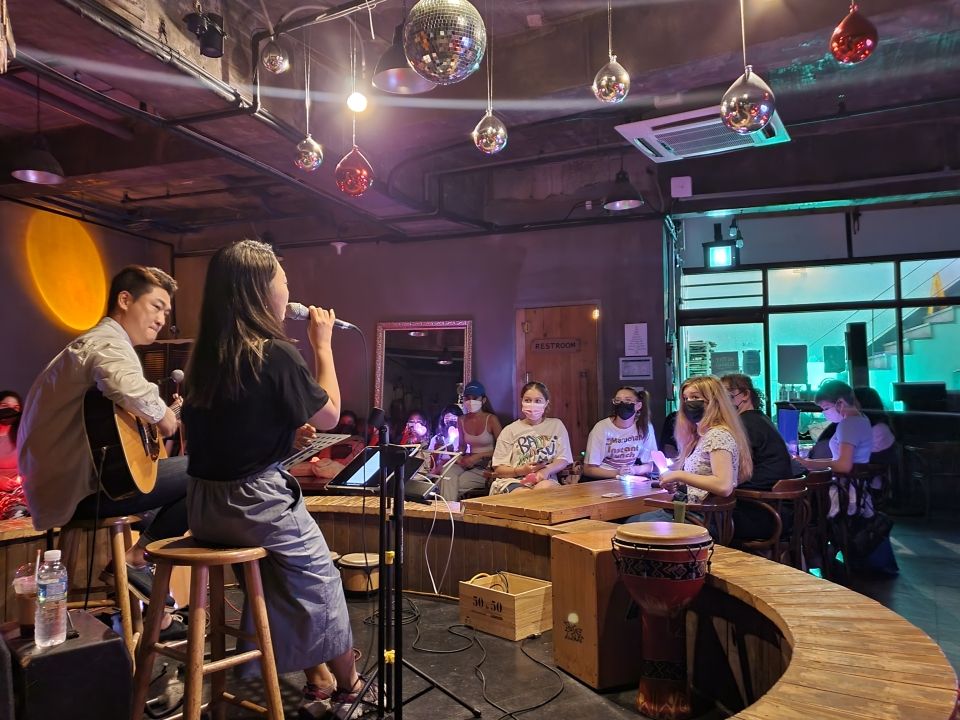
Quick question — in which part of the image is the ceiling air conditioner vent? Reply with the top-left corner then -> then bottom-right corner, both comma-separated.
615,106 -> 790,163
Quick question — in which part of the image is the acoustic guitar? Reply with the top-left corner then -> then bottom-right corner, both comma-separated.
82,389 -> 181,500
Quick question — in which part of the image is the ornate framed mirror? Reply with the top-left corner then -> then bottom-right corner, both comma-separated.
374,320 -> 473,431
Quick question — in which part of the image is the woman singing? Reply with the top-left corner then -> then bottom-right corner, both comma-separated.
182,239 -> 368,719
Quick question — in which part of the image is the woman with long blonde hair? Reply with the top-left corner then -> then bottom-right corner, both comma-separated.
659,375 -> 753,502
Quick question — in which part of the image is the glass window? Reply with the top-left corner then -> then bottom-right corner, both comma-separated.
680,270 -> 763,310
768,263 -> 895,306
900,258 -> 960,300
768,308 -> 898,409
901,305 -> 960,399
679,322 -> 766,404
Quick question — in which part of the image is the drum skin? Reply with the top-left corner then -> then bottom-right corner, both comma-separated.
613,522 -> 713,720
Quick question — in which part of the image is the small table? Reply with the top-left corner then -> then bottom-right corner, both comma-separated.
460,478 -> 668,525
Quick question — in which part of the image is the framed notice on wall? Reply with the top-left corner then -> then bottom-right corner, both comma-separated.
619,356 -> 653,381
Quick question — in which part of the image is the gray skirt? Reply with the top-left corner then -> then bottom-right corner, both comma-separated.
187,466 -> 353,674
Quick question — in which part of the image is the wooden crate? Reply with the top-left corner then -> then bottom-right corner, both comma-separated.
551,529 -> 642,690
459,572 -> 552,641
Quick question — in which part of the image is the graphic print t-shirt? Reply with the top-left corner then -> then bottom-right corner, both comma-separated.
584,418 -> 658,474
492,417 -> 573,477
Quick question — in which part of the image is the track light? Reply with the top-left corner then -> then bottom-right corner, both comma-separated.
183,3 -> 226,59
603,169 -> 643,211
372,24 -> 436,95
346,91 -> 368,113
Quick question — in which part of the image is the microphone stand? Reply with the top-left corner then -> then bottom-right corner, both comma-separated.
364,421 -> 481,720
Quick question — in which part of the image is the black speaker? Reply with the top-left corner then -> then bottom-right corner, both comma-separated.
2,611 -> 131,720
845,322 -> 869,388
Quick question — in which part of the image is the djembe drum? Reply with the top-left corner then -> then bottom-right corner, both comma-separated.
612,521 -> 713,720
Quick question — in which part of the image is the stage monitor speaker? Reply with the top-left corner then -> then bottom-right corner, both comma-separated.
2,610 -> 131,720
551,530 -> 642,690
845,322 -> 869,388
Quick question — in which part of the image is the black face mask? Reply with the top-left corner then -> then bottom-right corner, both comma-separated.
613,402 -> 636,421
682,400 -> 706,424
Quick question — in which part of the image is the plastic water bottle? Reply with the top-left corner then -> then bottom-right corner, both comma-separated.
35,549 -> 68,647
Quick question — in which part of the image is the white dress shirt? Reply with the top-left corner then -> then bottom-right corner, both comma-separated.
18,318 -> 168,530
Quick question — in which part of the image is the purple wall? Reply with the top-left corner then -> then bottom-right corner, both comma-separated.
175,220 -> 668,433
0,203 -> 171,397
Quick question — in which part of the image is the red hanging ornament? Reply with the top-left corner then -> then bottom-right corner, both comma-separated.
334,146 -> 374,197
830,2 -> 878,65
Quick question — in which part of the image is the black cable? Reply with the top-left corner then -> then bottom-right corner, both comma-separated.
411,619 -> 474,655
84,447 -> 108,610
453,626 -> 565,720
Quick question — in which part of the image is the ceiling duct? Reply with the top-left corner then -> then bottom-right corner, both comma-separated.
615,106 -> 790,163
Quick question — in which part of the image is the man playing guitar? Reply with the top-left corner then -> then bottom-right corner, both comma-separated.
18,266 -> 188,583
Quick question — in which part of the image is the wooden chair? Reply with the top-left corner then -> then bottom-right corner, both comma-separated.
829,463 -> 890,575
733,479 -> 809,569
643,494 -> 736,546
131,537 -> 283,720
801,470 -> 834,578
58,515 -> 143,663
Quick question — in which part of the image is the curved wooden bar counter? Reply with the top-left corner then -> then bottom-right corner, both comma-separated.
304,495 -> 960,720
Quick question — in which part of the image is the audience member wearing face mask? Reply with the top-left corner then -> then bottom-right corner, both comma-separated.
721,374 -> 799,540
427,404 -> 463,474
797,379 -> 875,518
489,381 -> 572,495
437,381 -> 502,501
721,374 -> 796,491
582,386 -> 658,480
628,375 -> 752,524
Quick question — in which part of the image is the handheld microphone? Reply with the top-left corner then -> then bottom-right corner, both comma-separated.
285,302 -> 358,331
170,369 -> 185,384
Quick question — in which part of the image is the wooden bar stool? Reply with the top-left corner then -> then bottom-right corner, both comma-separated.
130,537 -> 284,720
643,494 -> 737,545
733,478 -> 809,568
58,515 -> 143,662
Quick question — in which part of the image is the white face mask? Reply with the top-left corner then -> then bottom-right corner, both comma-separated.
522,401 -> 545,421
822,405 -> 843,423
463,399 -> 482,414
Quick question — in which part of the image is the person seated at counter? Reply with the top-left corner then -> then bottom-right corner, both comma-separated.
631,375 -> 752,523
489,381 -> 572,494
722,374 -> 799,539
582,386 -> 657,480
796,379 -> 873,517
854,386 -> 898,465
437,381 -> 502,501
427,404 -> 462,474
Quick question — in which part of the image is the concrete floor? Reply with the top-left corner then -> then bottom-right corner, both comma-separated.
141,515 -> 959,719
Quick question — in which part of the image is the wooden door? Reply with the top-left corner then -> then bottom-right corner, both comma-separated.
516,304 -> 600,458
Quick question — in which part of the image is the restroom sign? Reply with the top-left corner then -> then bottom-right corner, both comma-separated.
531,338 -> 581,353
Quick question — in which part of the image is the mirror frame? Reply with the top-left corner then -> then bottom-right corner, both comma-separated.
374,320 -> 474,411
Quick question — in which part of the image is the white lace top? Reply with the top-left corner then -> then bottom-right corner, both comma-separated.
681,426 -> 740,503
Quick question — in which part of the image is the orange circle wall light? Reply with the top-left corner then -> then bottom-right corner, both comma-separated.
26,212 -> 105,330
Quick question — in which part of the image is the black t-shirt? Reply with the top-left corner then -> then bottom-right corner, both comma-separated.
184,340 -> 328,481
739,409 -> 794,490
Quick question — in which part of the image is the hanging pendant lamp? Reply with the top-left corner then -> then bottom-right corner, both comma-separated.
11,76 -> 64,185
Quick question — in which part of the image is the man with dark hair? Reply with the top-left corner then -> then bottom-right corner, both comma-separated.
19,265 -> 188,603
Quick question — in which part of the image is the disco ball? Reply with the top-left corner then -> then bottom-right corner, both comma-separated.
471,111 -> 507,155
403,0 -> 487,86
830,2 -> 878,65
592,55 -> 630,104
720,65 -> 776,134
294,134 -> 323,172
335,146 -> 374,197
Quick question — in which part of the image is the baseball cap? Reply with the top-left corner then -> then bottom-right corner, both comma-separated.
463,380 -> 486,397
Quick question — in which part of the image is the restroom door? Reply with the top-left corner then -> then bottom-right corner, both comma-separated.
516,304 -> 600,458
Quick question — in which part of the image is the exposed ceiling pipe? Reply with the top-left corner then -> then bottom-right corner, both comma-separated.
0,74 -> 135,140
55,0 -> 488,232
16,51 -> 406,238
